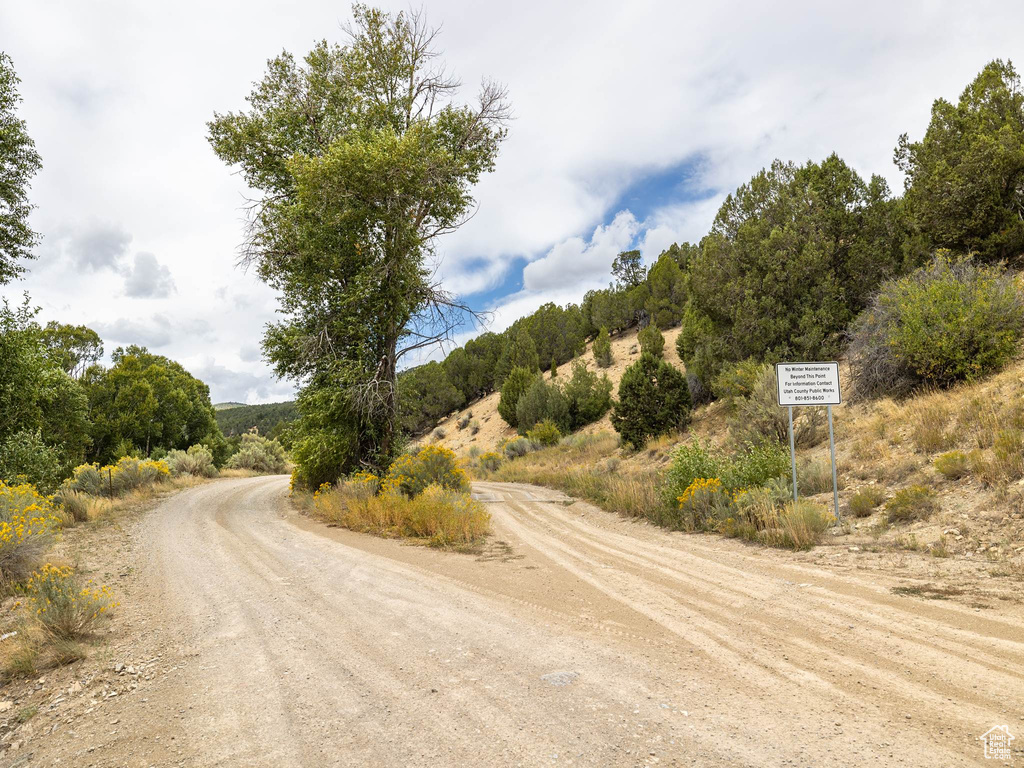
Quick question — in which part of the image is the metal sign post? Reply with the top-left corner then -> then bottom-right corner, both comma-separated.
788,405 -> 797,502
827,405 -> 840,523
776,362 -> 843,523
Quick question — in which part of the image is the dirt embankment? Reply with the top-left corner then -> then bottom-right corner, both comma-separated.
2,475 -> 1020,766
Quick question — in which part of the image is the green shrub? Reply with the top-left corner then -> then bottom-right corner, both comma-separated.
638,324 -> 665,358
497,366 -> 537,428
384,445 -> 468,497
593,327 -> 613,367
526,419 -> 562,446
725,442 -> 791,491
934,450 -> 970,480
166,444 -> 218,478
710,359 -> 764,401
226,432 -> 288,474
502,436 -> 538,460
515,377 -> 569,434
885,485 -> 939,523
64,463 -> 103,496
663,441 -> 725,504
611,354 -> 691,448
849,254 -> 1024,398
848,487 -> 885,517
563,361 -> 613,430
0,430 -> 65,495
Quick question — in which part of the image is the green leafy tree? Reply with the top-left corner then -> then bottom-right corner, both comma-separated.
444,331 -> 504,401
638,323 -> 665,358
549,356 -> 558,377
497,366 -> 537,428
644,252 -> 685,328
215,401 -> 298,438
0,297 -> 90,476
0,54 -> 42,284
0,429 -> 64,493
680,154 -> 903,386
611,355 -> 691,448
516,377 -> 570,433
563,361 -> 612,430
208,6 -> 509,483
897,60 -> 1024,263
39,322 -> 103,378
593,326 -> 613,367
83,346 -> 221,462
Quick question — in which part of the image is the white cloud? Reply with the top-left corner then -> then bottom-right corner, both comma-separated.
124,251 -> 176,298
522,210 -> 640,292
2,0 -> 1022,400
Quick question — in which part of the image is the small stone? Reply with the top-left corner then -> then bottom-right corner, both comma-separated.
0,701 -> 12,712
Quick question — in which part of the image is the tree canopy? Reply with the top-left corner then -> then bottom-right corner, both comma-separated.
0,53 -> 42,284
209,6 -> 508,484
83,346 -> 221,462
897,59 -> 1024,263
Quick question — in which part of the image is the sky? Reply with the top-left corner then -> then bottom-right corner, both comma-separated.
2,0 -> 1023,403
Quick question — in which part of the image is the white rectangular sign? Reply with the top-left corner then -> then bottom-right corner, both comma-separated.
775,362 -> 841,406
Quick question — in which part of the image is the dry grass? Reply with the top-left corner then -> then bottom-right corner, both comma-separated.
310,484 -> 490,549
907,400 -> 955,454
490,432 -> 678,526
885,486 -> 939,524
83,476 -> 208,523
848,486 -> 886,517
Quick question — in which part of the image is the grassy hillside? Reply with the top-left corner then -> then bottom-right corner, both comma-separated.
214,402 -> 246,411
215,401 -> 298,439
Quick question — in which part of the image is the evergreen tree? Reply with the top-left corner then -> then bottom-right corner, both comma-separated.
611,355 -> 691,448
497,366 -> 537,428
593,326 -> 613,367
638,323 -> 665,358
897,60 -> 1024,263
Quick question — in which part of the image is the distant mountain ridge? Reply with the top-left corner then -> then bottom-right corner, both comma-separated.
215,401 -> 298,441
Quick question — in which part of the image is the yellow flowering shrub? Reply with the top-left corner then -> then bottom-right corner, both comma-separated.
384,445 -> 468,498
0,482 -> 62,584
65,457 -> 170,498
18,563 -> 117,639
677,477 -> 735,531
478,452 -> 503,472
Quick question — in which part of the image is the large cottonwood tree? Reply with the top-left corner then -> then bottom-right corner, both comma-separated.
208,6 -> 508,483
0,53 -> 42,284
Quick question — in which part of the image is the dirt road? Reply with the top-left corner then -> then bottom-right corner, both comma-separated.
17,476 -> 1024,766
